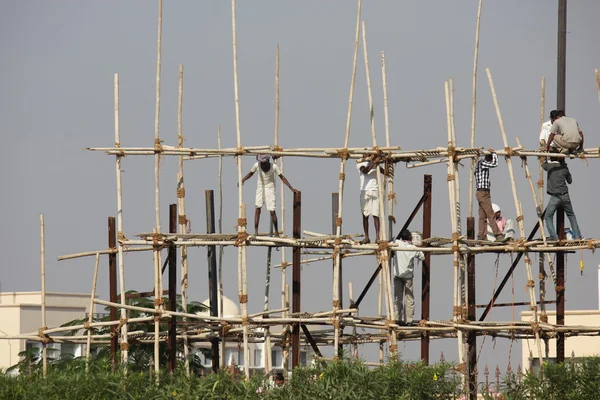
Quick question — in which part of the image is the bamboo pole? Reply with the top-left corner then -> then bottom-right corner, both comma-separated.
486,67 -> 544,367
230,0 -> 250,377
40,214 -> 47,378
176,64 -> 190,376
515,136 -> 556,282
57,246 -> 153,261
445,81 -> 464,368
263,44 -> 281,375
282,283 -> 290,375
113,73 -> 129,366
217,125 -> 226,367
381,52 -> 395,240
449,78 -> 467,369
539,77 -> 545,209
469,0 -> 483,219
152,0 -> 164,381
362,20 -> 396,355
331,0 -> 361,358
349,282 -> 358,358
85,253 -> 100,373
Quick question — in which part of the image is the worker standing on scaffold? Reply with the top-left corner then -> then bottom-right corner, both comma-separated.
542,157 -> 582,241
356,154 -> 385,244
241,154 -> 297,236
392,229 -> 424,325
474,149 -> 507,242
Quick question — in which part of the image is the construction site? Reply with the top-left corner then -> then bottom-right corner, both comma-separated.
2,0 -> 599,398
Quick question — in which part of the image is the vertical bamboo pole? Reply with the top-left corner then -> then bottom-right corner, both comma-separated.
349,282 -> 358,358
114,73 -> 128,367
381,52 -> 395,239
449,78 -> 466,367
468,0 -> 483,219
362,21 -> 396,354
332,0 -> 361,356
264,44 -> 281,374
486,67 -> 544,366
86,253 -> 100,373
445,82 -> 464,368
379,52 -> 388,356
539,77 -> 545,207
40,214 -> 47,378
176,64 -> 190,376
283,283 -> 290,375
231,0 -> 250,377
217,125 -> 226,367
152,0 -> 164,381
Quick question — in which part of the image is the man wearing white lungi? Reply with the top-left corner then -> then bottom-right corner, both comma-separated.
242,154 -> 297,236
392,229 -> 425,324
356,155 -> 384,244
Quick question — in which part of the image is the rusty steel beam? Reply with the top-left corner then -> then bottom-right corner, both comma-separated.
421,174 -> 432,363
205,191 -> 220,372
168,204 -> 177,373
292,191 -> 301,368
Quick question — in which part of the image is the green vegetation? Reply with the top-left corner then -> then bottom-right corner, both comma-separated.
2,356 -> 600,399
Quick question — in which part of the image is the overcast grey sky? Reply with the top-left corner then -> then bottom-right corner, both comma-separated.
1,0 -> 599,372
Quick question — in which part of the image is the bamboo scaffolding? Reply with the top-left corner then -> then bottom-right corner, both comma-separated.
85,253 -> 100,373
40,214 -> 47,378
486,67 -> 544,368
176,64 -> 190,376
361,20 -> 396,356
113,73 -> 129,365
31,1 -> 600,380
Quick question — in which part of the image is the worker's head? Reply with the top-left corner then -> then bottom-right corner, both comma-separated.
549,110 -> 559,123
555,110 -> 565,120
492,203 -> 501,218
399,229 -> 412,242
484,153 -> 493,162
256,154 -> 271,165
274,372 -> 285,386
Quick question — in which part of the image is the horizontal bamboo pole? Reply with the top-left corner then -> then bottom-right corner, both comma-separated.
120,237 -> 600,254
89,145 -> 599,160
57,246 -> 154,261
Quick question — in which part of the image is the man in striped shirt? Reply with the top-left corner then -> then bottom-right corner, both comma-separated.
474,149 -> 506,241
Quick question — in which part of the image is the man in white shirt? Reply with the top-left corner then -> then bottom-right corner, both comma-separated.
356,155 -> 385,244
392,229 -> 425,324
539,110 -> 558,149
241,154 -> 297,236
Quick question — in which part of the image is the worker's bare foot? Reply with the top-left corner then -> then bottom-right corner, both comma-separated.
359,238 -> 370,245
254,231 -> 259,236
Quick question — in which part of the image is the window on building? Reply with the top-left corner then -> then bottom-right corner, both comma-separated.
254,349 -> 262,367
272,350 -> 279,367
237,350 -> 244,367
300,351 -> 307,366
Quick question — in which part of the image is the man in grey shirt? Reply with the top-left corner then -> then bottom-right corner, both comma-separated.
542,158 -> 582,240
546,110 -> 584,154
